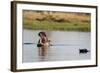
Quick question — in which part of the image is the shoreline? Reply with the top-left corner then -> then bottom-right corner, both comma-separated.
23,22 -> 91,32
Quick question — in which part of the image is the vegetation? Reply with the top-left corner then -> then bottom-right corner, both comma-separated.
23,11 -> 91,32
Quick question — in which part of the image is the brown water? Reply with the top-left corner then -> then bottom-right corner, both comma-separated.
22,29 -> 91,63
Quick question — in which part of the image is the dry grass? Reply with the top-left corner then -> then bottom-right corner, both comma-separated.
23,11 -> 90,22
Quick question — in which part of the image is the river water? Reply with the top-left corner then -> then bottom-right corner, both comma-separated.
22,29 -> 91,63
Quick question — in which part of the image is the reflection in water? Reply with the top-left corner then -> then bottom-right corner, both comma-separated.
38,43 -> 49,61
38,46 -> 48,56
22,29 -> 91,63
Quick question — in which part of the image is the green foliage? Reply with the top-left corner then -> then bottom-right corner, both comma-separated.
23,20 -> 90,32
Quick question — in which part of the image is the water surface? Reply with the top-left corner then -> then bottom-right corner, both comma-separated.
22,29 -> 91,63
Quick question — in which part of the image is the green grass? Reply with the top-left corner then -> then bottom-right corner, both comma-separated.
23,20 -> 90,32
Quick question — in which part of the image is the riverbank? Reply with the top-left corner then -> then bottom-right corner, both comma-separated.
23,11 -> 91,32
23,20 -> 90,31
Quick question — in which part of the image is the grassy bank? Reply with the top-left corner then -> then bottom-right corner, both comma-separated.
23,20 -> 90,31
23,11 -> 91,31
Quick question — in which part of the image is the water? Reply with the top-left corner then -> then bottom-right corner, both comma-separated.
22,29 -> 91,63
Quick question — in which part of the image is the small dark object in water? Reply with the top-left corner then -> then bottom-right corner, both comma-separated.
24,43 -> 33,44
37,44 -> 43,47
79,49 -> 89,53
